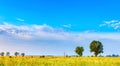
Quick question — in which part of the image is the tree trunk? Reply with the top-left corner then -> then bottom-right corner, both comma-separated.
95,52 -> 98,57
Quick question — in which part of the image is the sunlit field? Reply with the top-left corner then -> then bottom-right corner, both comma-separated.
0,56 -> 120,66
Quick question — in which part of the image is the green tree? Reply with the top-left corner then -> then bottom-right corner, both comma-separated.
75,46 -> 84,56
90,40 -> 103,57
14,52 -> 19,56
0,52 -> 4,56
6,52 -> 10,56
21,53 -> 25,57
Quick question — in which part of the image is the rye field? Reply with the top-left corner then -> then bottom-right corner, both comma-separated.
0,56 -> 120,66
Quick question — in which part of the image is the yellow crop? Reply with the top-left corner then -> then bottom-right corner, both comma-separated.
0,56 -> 120,66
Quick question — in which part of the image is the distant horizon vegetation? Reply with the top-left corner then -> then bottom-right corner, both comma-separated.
0,40 -> 119,57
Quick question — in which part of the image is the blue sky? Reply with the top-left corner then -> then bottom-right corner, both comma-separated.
0,0 -> 120,56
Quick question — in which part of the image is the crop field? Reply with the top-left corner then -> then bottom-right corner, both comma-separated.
0,56 -> 120,66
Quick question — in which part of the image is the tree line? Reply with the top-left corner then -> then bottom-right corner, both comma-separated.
75,40 -> 103,57
0,52 -> 25,57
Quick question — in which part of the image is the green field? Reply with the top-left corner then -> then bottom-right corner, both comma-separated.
0,56 -> 120,66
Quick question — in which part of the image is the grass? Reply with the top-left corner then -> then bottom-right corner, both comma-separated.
0,56 -> 120,66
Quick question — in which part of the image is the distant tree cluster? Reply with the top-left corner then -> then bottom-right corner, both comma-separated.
0,52 -> 25,57
75,40 -> 104,57
106,54 -> 119,57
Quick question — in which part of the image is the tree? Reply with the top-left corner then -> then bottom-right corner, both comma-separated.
6,52 -> 10,56
90,40 -> 103,57
0,52 -> 4,56
21,53 -> 25,57
75,46 -> 84,56
14,52 -> 19,56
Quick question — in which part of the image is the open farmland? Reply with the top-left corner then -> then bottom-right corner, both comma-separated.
0,56 -> 120,66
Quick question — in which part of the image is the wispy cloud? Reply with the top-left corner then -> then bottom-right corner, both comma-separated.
16,18 -> 25,22
62,24 -> 72,28
99,20 -> 120,30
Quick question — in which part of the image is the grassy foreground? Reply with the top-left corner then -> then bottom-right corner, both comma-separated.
0,56 -> 120,66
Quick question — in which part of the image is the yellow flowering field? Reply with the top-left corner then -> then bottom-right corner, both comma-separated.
0,56 -> 120,66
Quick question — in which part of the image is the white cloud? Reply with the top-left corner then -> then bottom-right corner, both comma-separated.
0,22 -> 71,40
0,22 -> 120,43
62,24 -> 72,28
99,20 -> 120,30
16,18 -> 24,22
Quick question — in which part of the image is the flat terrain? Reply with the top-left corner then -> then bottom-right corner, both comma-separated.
0,56 -> 120,66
